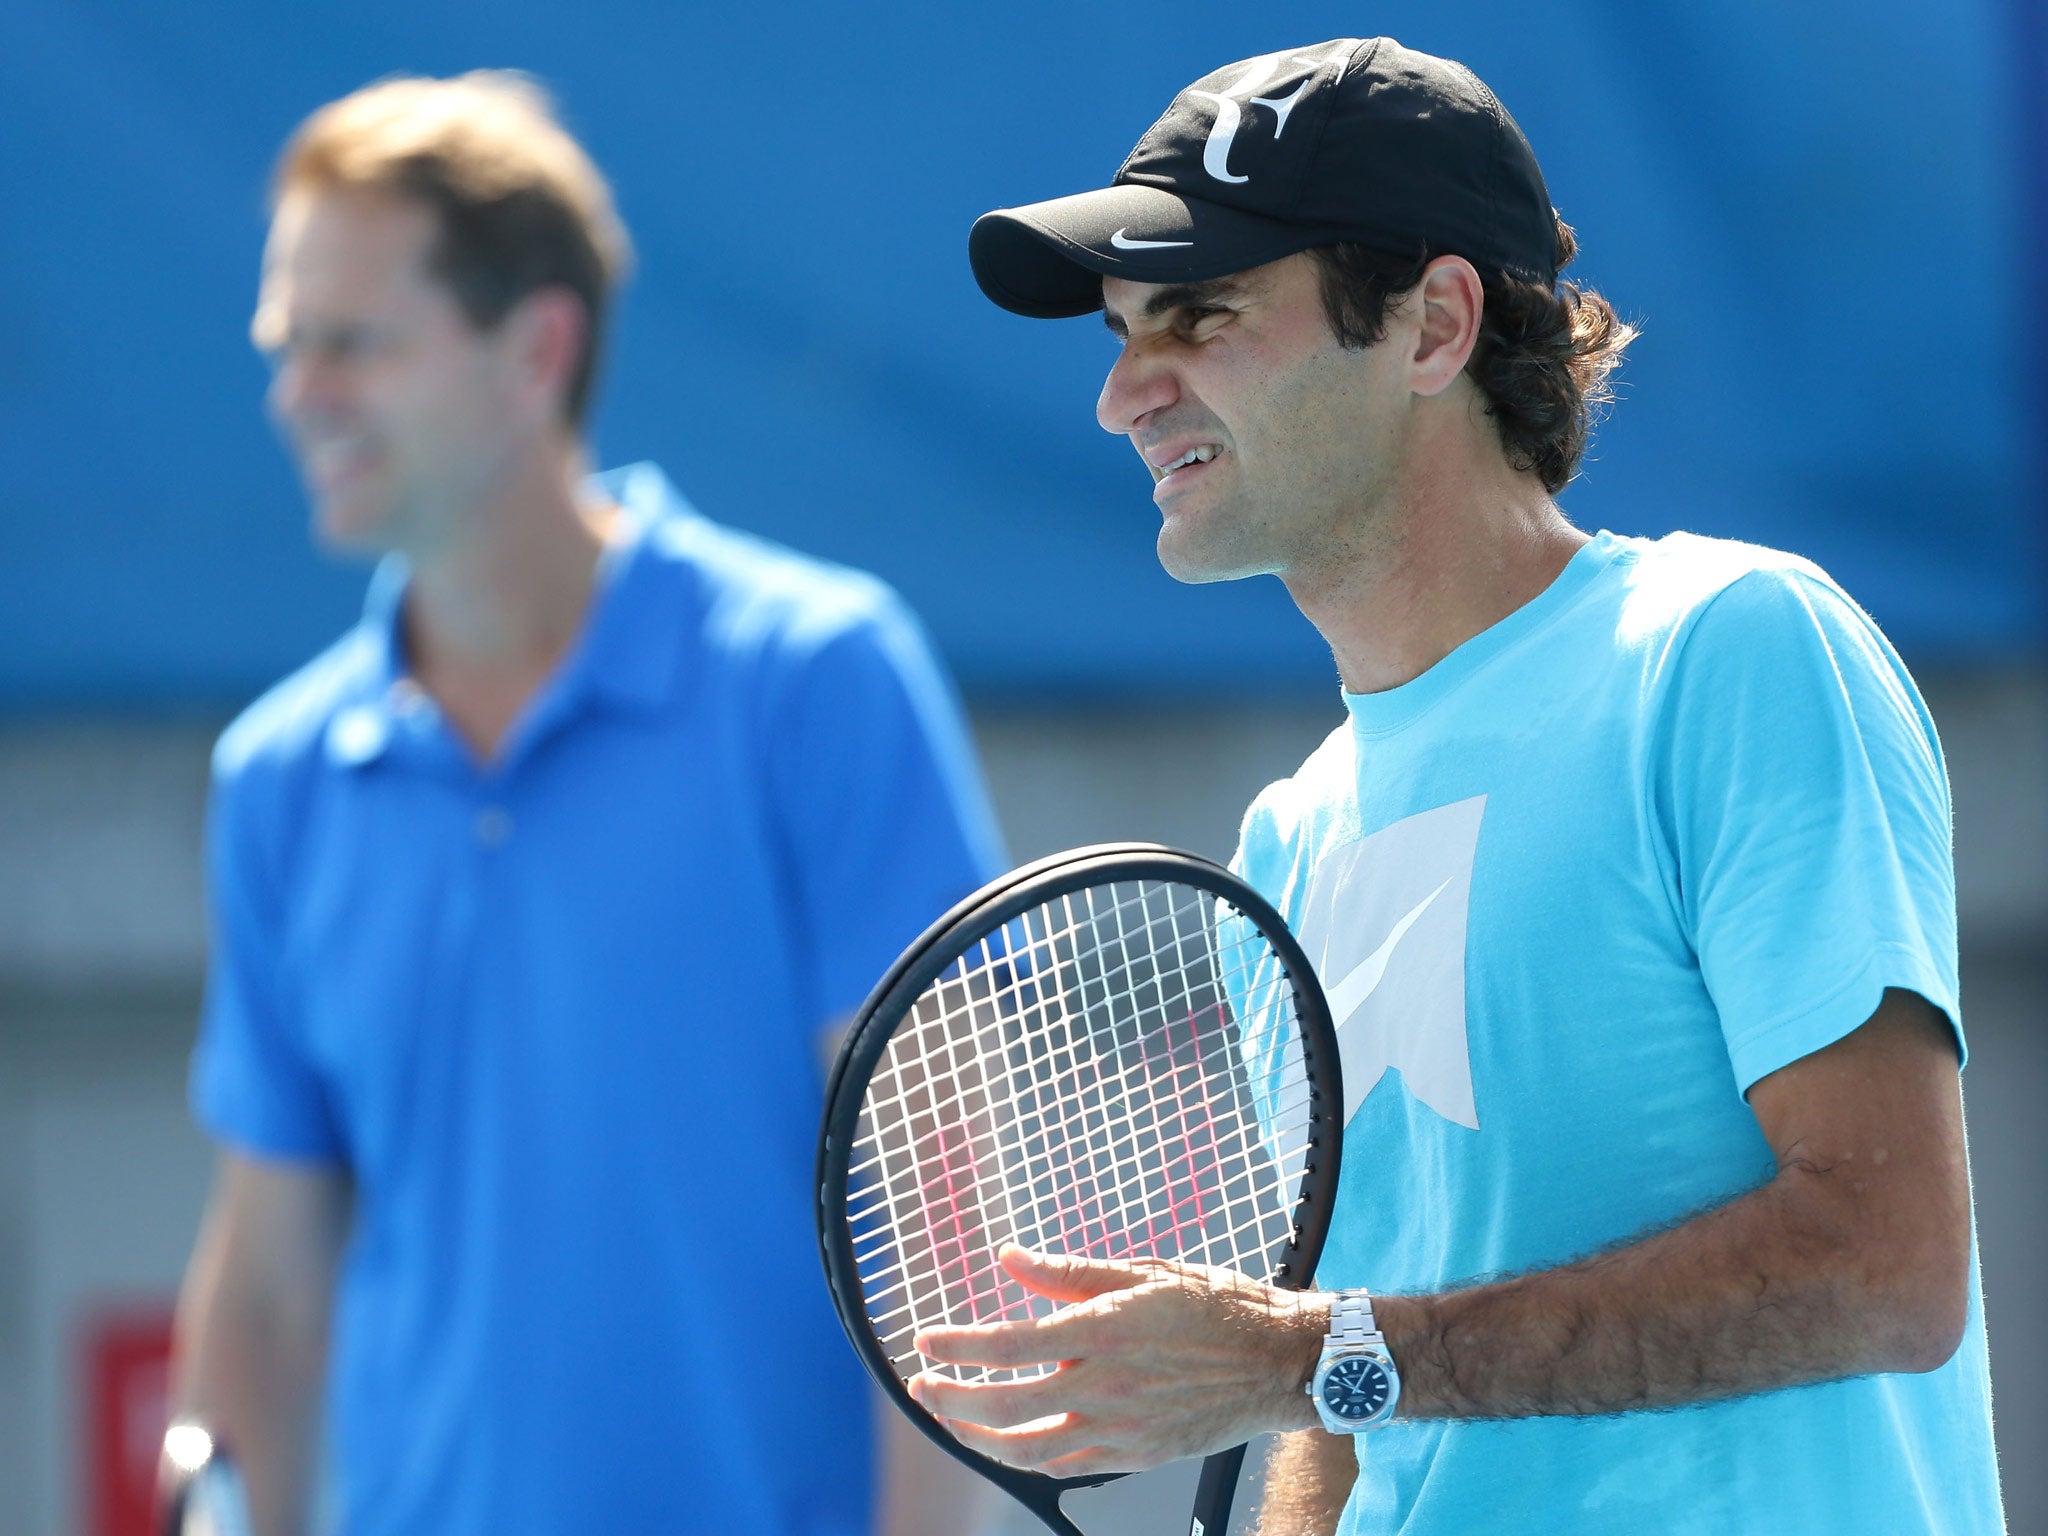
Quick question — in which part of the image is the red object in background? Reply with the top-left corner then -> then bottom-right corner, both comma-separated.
84,1306 -> 176,1536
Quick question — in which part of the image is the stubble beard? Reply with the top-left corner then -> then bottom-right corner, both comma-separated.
310,485 -> 395,558
1155,470 -> 1298,586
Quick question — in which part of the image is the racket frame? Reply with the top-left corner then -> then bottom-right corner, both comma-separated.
816,843 -> 1343,1536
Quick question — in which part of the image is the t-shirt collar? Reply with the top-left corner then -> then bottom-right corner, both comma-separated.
1342,530 -> 1623,738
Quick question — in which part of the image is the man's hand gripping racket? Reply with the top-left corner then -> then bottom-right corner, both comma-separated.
817,845 -> 1343,1536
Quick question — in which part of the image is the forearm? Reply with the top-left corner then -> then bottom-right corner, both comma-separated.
1254,1429 -> 1356,1536
1380,1161 -> 1965,1419
914,997 -> 1970,1467
1376,995 -> 1971,1420
172,1234 -> 330,1536
169,1159 -> 347,1536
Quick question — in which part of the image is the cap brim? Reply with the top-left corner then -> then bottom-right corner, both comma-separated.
969,183 -> 1344,319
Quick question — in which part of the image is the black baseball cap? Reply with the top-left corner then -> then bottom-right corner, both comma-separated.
970,38 -> 1557,319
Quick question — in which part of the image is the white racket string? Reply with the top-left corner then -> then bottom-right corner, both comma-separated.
844,878 -> 1316,1386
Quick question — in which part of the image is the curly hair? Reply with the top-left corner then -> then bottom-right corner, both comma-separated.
1308,219 -> 1635,494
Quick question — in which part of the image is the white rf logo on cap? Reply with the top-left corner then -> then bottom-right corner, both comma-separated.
1184,45 -> 1349,185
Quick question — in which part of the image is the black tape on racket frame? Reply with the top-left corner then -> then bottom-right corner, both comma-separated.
815,843 -> 1343,1536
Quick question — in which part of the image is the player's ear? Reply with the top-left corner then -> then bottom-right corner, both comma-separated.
1408,255 -> 1483,398
503,285 -> 587,423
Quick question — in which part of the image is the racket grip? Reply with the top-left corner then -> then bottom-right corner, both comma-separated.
1188,1440 -> 1249,1536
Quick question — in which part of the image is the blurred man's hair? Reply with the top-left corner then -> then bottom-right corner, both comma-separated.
276,71 -> 633,425
1309,218 -> 1635,494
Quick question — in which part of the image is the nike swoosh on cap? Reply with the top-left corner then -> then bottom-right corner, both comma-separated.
1110,228 -> 1195,250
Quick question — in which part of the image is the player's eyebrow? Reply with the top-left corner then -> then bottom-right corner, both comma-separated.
1102,276 -> 1252,339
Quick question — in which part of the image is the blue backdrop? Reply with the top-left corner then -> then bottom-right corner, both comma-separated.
2,1 -> 2041,707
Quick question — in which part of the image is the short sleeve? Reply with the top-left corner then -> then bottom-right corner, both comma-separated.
1231,786 -> 1294,903
766,592 -> 1006,1022
1229,774 -> 1324,1135
189,755 -> 347,1162
1653,566 -> 1960,1094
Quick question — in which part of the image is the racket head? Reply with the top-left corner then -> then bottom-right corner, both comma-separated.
816,843 -> 1342,1529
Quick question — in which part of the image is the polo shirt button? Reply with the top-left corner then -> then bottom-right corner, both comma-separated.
475,806 -> 513,847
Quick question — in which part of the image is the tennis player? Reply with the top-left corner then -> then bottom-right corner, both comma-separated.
168,74 -> 1000,1536
912,38 -> 2004,1535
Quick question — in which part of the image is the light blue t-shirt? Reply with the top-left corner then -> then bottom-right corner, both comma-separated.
1234,531 -> 2002,1535
192,464 -> 1005,1536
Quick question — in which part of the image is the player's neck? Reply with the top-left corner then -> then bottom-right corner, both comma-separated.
1285,437 -> 1587,697
397,437 -> 616,757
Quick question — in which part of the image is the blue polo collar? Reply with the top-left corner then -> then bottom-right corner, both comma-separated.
324,462 -> 701,771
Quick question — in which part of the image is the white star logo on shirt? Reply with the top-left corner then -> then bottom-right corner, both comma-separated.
1296,797 -> 1485,1130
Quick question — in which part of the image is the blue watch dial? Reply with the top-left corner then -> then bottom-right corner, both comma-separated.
1323,1356 -> 1392,1421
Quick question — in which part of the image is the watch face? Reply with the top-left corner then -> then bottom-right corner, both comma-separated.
1323,1356 -> 1393,1422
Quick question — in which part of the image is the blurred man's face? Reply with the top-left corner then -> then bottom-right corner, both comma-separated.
1095,253 -> 1413,585
253,187 -> 529,556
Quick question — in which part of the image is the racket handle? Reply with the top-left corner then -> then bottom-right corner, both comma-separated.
1188,1440 -> 1249,1536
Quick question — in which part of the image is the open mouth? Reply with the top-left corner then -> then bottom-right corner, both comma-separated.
302,433 -> 377,491
1161,444 -> 1221,474
1152,442 -> 1224,496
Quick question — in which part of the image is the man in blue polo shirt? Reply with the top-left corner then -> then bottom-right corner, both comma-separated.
169,74 -> 1002,1536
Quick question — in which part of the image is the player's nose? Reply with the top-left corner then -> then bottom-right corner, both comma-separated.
268,350 -> 341,427
1096,342 -> 1179,436
267,351 -> 317,423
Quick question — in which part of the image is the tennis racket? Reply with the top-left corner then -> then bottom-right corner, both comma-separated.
817,843 -> 1343,1536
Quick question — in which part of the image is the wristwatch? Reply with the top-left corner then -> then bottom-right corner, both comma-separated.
1307,1290 -> 1402,1432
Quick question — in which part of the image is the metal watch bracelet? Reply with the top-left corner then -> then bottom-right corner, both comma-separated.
1327,1289 -> 1381,1347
